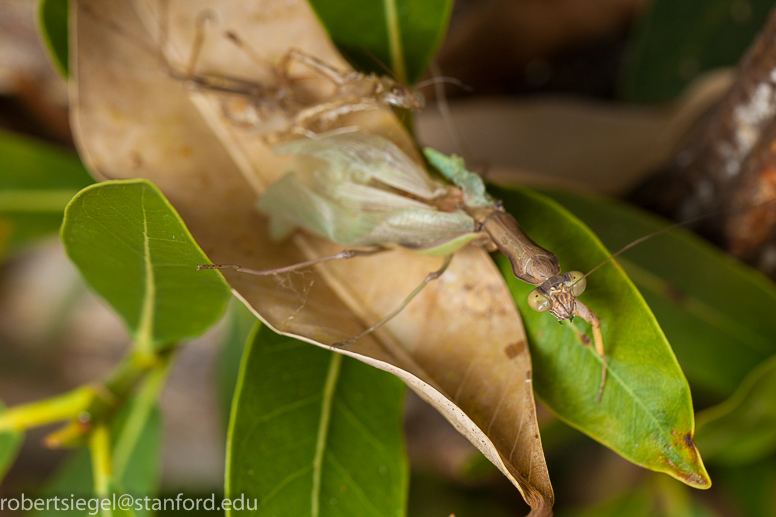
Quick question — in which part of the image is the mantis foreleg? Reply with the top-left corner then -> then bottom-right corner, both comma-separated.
575,300 -> 606,403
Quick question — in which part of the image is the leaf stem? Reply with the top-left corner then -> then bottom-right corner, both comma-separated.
113,352 -> 174,479
89,423 -> 114,517
0,347 -> 168,436
0,386 -> 96,432
104,350 -> 160,396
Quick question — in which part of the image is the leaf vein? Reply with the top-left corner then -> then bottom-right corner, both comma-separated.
259,464 -> 314,506
311,353 -> 342,517
334,400 -> 393,460
327,452 -> 385,517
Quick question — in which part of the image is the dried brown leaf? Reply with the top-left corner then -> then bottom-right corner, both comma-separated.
70,0 -> 553,513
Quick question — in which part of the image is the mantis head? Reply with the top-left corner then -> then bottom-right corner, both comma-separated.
377,78 -> 425,110
527,271 -> 587,321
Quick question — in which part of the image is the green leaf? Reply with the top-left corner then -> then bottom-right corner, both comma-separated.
695,354 -> 776,465
307,0 -> 453,84
226,324 -> 408,517
216,300 -> 257,428
0,129 -> 93,255
61,179 -> 230,352
620,0 -> 773,103
491,185 -> 710,489
541,189 -> 776,398
38,0 -> 70,77
33,403 -> 162,517
0,401 -> 23,484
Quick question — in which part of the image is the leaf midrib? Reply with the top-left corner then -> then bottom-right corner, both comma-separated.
383,0 -> 406,83
136,187 -> 155,354
311,352 -> 342,517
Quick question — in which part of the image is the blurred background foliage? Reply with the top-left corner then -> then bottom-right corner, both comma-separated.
1,0 -> 776,516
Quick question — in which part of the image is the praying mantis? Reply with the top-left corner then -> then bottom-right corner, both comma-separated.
89,0 -> 607,398
201,131 -> 608,400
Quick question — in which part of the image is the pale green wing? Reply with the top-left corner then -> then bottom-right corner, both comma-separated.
366,207 -> 476,249
423,148 -> 493,207
257,173 -> 375,245
274,132 -> 447,200
258,172 -> 476,249
317,181 -> 434,212
268,214 -> 297,241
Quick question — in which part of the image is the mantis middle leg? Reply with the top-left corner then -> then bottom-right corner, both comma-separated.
333,254 -> 454,347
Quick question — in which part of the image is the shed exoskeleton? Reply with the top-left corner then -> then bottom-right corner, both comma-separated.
79,1 -> 424,144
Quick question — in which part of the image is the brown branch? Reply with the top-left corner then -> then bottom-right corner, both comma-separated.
630,5 -> 776,275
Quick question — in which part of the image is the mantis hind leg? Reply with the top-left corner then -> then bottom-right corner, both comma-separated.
155,1 -> 216,82
333,255 -> 454,348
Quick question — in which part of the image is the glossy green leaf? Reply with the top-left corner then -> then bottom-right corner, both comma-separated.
38,0 -> 70,77
0,402 -> 23,484
226,324 -> 408,517
61,180 -> 230,352
216,300 -> 257,428
620,0 -> 773,103
542,189 -> 776,398
307,0 -> 453,84
491,185 -> 710,489
34,404 -> 162,517
695,354 -> 776,465
0,129 -> 93,255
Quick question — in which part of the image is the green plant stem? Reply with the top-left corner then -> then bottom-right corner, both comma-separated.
0,345 -> 172,435
104,349 -> 160,396
0,386 -> 96,432
89,423 -> 113,517
113,353 -> 174,478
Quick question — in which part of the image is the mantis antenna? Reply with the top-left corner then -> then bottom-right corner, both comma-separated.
428,60 -> 473,167
577,195 -> 776,284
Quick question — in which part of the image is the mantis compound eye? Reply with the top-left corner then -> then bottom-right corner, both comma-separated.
568,271 -> 586,297
527,289 -> 551,312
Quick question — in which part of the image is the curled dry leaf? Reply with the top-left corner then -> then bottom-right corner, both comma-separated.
70,0 -> 553,513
